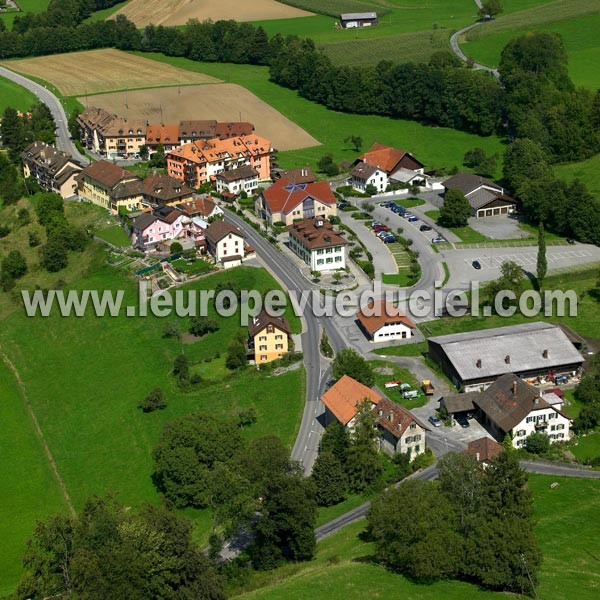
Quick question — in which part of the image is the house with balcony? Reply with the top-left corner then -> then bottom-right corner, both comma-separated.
216,165 -> 259,196
247,309 -> 291,365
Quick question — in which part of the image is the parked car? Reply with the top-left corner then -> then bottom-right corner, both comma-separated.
407,216 -> 419,223
383,235 -> 397,244
432,236 -> 446,243
402,389 -> 419,399
472,260 -> 482,270
337,201 -> 348,209
455,414 -> 470,428
373,225 -> 390,232
372,221 -> 383,227
566,238 -> 575,244
377,231 -> 390,239
428,415 -> 443,427
403,212 -> 413,219
420,224 -> 432,232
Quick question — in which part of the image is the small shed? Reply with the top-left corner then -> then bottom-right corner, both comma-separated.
340,12 -> 378,28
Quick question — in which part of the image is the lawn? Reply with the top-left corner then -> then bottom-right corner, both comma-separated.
373,341 -> 428,358
133,53 -> 506,175
570,432 -> 600,462
171,257 -> 213,276
235,474 -> 600,600
425,210 -> 490,243
462,1 -> 600,89
0,359 -> 67,596
369,359 -> 427,410
94,225 -> 131,247
395,197 -> 425,209
0,0 -> 50,27
0,75 -> 38,113
381,272 -> 415,286
556,153 -> 600,203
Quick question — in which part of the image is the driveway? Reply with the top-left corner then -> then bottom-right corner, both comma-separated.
468,215 -> 525,240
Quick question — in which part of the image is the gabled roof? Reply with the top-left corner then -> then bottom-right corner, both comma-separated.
465,437 -> 503,463
142,173 -> 193,203
357,143 -> 423,174
272,167 -> 316,185
341,12 -> 377,20
351,161 -> 381,180
204,220 -> 244,245
321,375 -> 381,425
442,391 -> 478,414
145,124 -> 180,145
216,166 -> 258,182
376,397 -> 429,439
262,178 -> 335,215
443,172 -> 503,196
248,309 -> 291,337
287,217 -> 348,250
80,160 -> 138,189
175,196 -> 219,217
356,300 -> 415,335
22,141 -> 82,175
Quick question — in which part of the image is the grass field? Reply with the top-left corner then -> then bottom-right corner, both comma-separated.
94,225 -> 131,247
235,474 -> 600,600
462,0 -> 600,89
570,432 -> 600,462
556,154 -> 600,202
136,53 -> 506,174
3,49 -> 220,96
79,83 -> 319,151
0,75 -> 38,113
0,0 -> 50,27
395,198 -> 426,209
370,359 -> 426,410
373,341 -> 428,357
425,210 -> 490,243
0,359 -> 67,596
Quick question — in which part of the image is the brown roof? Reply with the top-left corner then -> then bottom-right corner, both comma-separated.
142,173 -> 193,203
204,220 -> 244,245
145,124 -> 180,145
262,178 -> 335,215
376,397 -> 429,439
442,391 -> 478,414
356,300 -> 415,335
80,160 -> 137,188
272,167 -> 316,184
248,309 -> 291,337
287,217 -> 348,250
351,161 -> 380,179
179,120 -> 217,139
22,141 -> 82,174
214,121 -> 255,139
217,166 -> 258,182
358,143 -> 423,174
321,375 -> 382,425
175,196 -> 218,217
465,437 -> 503,463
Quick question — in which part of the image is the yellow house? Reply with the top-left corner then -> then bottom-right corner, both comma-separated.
248,310 -> 291,365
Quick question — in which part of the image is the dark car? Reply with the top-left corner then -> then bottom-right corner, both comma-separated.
420,224 -> 432,232
455,414 -> 470,428
407,216 -> 419,223
472,260 -> 482,270
383,235 -> 397,244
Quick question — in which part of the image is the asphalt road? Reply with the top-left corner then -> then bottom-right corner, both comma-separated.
0,66 -> 90,165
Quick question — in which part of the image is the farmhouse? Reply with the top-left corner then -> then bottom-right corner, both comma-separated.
215,165 -> 259,196
167,134 -> 272,188
131,205 -> 191,251
247,309 -> 291,365
443,172 -> 516,218
356,300 -> 415,342
350,162 -> 388,194
340,12 -> 378,28
204,220 -> 247,268
428,322 -> 585,392
287,217 -> 348,272
21,141 -> 82,199
257,178 -> 337,225
321,375 -> 427,459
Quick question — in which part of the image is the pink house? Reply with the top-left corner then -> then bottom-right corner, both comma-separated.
131,205 -> 198,251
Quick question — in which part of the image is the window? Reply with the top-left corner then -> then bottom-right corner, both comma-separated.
259,345 -> 267,351
415,445 -> 420,453
526,416 -> 534,423
326,257 -> 333,264
410,423 -> 416,429
261,355 -> 267,361
259,336 -> 267,341
275,344 -> 283,350
557,424 -> 565,430
275,335 -> 282,340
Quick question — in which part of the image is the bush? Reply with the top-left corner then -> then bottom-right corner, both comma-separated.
0,225 -> 10,238
189,316 -> 220,337
524,432 -> 551,455
170,241 -> 183,254
28,230 -> 41,247
139,387 -> 167,412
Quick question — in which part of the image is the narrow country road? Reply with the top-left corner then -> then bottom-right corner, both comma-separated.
0,66 -> 90,164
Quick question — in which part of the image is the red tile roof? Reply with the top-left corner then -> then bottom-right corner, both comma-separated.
287,218 -> 348,250
465,437 -> 503,463
262,178 -> 335,215
146,124 -> 180,145
358,143 -> 423,174
80,160 -> 137,188
356,300 -> 415,335
321,375 -> 381,425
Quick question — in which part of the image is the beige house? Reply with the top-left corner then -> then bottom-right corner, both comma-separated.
78,161 -> 142,212
248,310 -> 291,365
21,141 -> 82,199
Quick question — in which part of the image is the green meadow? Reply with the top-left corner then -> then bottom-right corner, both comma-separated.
233,474 -> 600,600
556,153 -> 600,202
0,0 -> 50,27
0,75 -> 38,112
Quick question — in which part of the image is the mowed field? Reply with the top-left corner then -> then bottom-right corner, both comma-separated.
0,75 -> 38,113
112,0 -> 313,27
3,49 -> 220,96
79,83 -> 319,151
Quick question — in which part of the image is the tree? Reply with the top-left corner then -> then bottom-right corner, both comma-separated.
189,316 -> 220,337
0,153 -> 24,204
311,451 -> 346,506
344,134 -> 362,152
440,188 -> 471,227
225,338 -> 247,369
316,153 -> 339,177
367,480 -> 462,580
152,413 -> 244,508
67,107 -> 81,141
170,241 -> 183,254
479,0 -> 503,18
320,421 -> 350,463
40,237 -> 68,272
251,471 -> 317,570
536,221 -> 547,288
173,354 -> 190,383
139,144 -> 149,160
162,322 -> 180,339
35,193 -> 64,226
28,230 -> 41,248
331,348 -> 374,386
138,387 -> 166,412
17,207 -> 30,226
365,183 -> 378,196
149,142 -> 166,168
17,495 -> 225,600
1,250 -> 27,281
0,106 -> 24,161
463,147 -> 498,177
524,432 -> 550,455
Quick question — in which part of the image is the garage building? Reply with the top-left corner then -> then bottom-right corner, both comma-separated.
340,12 -> 378,28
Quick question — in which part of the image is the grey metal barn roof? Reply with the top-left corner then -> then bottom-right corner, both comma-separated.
340,12 -> 377,20
428,322 -> 584,381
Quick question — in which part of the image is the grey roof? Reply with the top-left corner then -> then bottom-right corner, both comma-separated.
467,188 -> 515,210
217,166 -> 258,182
341,12 -> 377,20
132,212 -> 156,231
443,172 -> 503,196
351,161 -> 379,179
442,392 -> 478,414
390,167 -> 421,183
428,322 -> 584,382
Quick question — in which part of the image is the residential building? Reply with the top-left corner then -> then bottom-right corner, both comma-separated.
271,166 -> 315,185
340,12 -> 378,28
350,162 -> 388,193
247,309 -> 291,365
443,172 -> 516,218
140,173 -> 194,206
204,220 -> 246,268
464,437 -> 503,466
178,120 -> 254,145
131,205 -> 191,251
257,178 -> 337,225
356,300 -> 415,342
173,196 -> 224,220
77,107 -> 146,158
21,141 -> 82,199
287,217 -> 348,271
428,322 -> 584,392
167,134 -> 272,188
216,165 -> 259,196
145,124 -> 180,155
321,375 -> 427,459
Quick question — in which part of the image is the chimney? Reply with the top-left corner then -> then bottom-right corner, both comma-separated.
476,358 -> 482,368
505,355 -> 510,364
513,381 -> 518,396
542,349 -> 549,359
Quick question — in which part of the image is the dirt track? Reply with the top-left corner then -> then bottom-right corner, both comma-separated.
79,83 -> 319,151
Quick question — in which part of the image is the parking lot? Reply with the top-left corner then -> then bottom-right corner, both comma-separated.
473,249 -> 594,270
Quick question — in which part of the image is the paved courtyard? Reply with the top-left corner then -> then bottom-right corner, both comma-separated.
468,215 -> 525,239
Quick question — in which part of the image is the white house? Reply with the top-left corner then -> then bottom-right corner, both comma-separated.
287,217 -> 348,272
350,162 -> 387,193
216,165 -> 259,196
356,300 -> 415,342
204,220 -> 246,268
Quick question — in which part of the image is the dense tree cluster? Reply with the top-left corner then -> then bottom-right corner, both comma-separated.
367,452 -> 541,594
573,354 -> 600,433
1,104 -> 55,162
17,495 -> 225,600
439,188 -> 471,227
0,154 -> 24,206
0,250 -> 27,291
331,348 -> 374,386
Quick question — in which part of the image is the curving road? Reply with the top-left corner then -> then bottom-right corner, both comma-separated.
0,66 -> 89,165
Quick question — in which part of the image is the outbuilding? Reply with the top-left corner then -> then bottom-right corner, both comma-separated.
340,12 -> 378,28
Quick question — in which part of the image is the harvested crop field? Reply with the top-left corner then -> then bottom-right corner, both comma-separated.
79,84 -> 319,151
3,49 -> 220,96
112,0 -> 313,27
